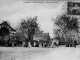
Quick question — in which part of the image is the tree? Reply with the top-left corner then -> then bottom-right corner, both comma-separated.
19,16 -> 39,47
53,14 -> 79,46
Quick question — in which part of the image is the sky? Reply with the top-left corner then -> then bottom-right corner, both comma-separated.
0,0 -> 66,38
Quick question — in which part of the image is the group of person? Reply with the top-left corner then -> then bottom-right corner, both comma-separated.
66,40 -> 77,48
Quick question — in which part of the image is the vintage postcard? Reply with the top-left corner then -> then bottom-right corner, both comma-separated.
0,0 -> 80,60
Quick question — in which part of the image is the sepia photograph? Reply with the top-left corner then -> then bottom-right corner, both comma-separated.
0,0 -> 80,60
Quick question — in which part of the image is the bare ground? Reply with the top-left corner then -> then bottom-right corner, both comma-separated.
0,46 -> 80,60
0,47 -> 54,60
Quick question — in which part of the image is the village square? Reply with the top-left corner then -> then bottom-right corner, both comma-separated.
0,0 -> 80,60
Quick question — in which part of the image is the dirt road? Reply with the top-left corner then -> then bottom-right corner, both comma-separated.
0,46 -> 80,60
28,46 -> 80,60
0,47 -> 54,60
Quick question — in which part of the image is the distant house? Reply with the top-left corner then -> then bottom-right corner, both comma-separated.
33,31 -> 50,47
33,32 -> 50,41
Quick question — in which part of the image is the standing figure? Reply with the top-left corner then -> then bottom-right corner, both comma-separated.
74,40 -> 77,48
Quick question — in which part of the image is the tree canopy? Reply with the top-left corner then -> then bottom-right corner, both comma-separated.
18,16 -> 40,47
53,14 -> 79,42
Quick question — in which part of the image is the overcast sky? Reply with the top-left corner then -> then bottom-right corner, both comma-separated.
0,0 -> 66,38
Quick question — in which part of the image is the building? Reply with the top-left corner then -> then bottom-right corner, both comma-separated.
0,21 -> 16,36
0,21 -> 16,46
33,31 -> 50,47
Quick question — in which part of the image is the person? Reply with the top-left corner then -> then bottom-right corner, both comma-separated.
74,40 -> 77,48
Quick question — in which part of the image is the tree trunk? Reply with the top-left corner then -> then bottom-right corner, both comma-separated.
28,34 -> 33,48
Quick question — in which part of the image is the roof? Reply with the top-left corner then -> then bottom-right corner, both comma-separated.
0,21 -> 16,31
33,32 -> 50,41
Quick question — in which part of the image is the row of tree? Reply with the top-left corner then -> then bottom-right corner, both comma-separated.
0,16 -> 40,48
15,16 -> 40,47
53,14 -> 79,47
0,16 -> 52,48
2,12 -> 79,47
